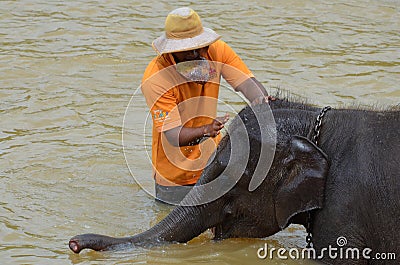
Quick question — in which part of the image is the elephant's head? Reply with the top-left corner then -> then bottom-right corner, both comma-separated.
200,102 -> 329,239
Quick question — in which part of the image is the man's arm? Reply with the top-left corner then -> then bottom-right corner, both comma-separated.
164,114 -> 229,147
235,77 -> 269,105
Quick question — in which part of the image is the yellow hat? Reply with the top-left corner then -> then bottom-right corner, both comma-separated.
152,7 -> 221,55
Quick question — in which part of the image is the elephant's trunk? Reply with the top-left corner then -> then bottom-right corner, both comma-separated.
69,233 -> 130,253
69,202 -> 215,253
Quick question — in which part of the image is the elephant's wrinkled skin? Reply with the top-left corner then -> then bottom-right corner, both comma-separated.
69,99 -> 399,264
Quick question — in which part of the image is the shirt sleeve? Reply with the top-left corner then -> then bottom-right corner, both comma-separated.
141,71 -> 182,133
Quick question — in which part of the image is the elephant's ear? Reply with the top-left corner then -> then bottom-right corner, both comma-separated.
275,136 -> 329,229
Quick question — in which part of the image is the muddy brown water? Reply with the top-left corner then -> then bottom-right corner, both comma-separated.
1,0 -> 398,264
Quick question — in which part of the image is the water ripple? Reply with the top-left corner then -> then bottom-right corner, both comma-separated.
0,0 -> 399,264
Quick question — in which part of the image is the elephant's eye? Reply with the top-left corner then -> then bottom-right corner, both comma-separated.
282,154 -> 294,165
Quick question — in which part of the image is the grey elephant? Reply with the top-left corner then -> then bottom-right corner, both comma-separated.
69,98 -> 399,264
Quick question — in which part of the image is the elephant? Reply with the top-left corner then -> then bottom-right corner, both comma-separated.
69,98 -> 399,264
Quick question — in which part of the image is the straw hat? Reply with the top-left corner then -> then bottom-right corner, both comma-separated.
152,7 -> 221,55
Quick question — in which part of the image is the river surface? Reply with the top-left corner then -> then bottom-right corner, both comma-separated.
0,0 -> 399,264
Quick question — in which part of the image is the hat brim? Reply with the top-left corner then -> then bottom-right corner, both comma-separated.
152,27 -> 221,55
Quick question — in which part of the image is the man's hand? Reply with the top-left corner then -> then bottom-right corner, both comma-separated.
251,95 -> 276,106
164,113 -> 229,147
203,113 -> 230,137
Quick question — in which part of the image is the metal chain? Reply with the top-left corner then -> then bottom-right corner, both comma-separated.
306,106 -> 332,249
306,211 -> 313,248
312,106 -> 332,145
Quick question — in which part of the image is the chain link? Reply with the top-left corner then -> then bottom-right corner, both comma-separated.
311,106 -> 332,145
306,106 -> 332,248
306,212 -> 313,248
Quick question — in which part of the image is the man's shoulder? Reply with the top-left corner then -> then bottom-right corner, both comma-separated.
143,56 -> 164,80
208,40 -> 236,61
141,55 -> 178,95
209,39 -> 227,52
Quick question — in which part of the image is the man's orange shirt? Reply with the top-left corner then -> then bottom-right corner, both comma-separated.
141,40 -> 254,186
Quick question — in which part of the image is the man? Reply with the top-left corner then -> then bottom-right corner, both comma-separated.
141,7 -> 269,204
